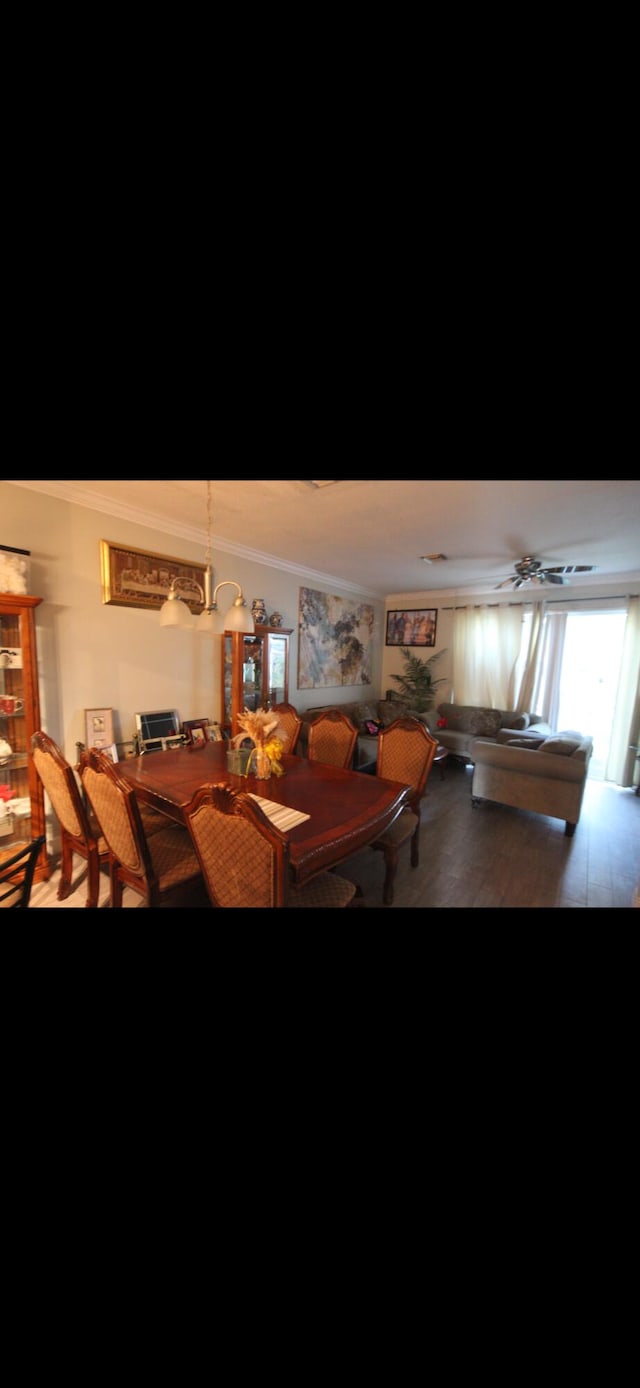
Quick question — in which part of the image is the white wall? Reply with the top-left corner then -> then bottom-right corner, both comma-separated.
1,482 -> 388,763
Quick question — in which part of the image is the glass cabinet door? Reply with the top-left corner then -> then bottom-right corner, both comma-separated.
222,626 -> 292,735
1,613 -> 29,846
223,633 -> 264,727
268,633 -> 288,706
241,636 -> 263,713
0,594 -> 48,877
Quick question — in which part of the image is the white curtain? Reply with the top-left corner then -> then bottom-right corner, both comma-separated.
530,612 -> 567,727
452,605 -> 522,707
516,602 -> 546,712
606,596 -> 640,785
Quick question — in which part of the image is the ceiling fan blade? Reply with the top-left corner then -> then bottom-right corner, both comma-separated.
494,576 -> 518,589
543,572 -> 566,585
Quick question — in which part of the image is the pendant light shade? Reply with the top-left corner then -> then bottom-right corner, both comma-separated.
224,599 -> 255,634
195,607 -> 220,635
159,593 -> 195,628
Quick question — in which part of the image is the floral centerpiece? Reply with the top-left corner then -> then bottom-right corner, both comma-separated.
231,707 -> 285,779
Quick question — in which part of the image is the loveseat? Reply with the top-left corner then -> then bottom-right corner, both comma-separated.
469,731 -> 593,836
423,703 -> 554,761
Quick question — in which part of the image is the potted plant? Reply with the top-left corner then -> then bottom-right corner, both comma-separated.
388,646 -> 448,714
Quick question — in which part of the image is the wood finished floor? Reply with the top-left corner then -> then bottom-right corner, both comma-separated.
26,761 -> 640,910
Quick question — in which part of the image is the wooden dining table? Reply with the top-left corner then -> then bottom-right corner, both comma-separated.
117,742 -> 410,885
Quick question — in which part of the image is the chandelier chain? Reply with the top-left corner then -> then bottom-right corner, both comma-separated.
205,479 -> 212,568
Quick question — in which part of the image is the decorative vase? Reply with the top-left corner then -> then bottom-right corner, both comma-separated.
251,598 -> 267,625
250,745 -> 271,779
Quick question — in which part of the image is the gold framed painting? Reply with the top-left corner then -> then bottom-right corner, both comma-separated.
100,540 -> 207,612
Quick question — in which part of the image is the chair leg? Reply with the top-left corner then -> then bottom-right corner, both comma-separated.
410,822 -> 420,869
110,862 -> 123,908
85,846 -> 101,908
383,846 -> 399,906
57,834 -> 73,900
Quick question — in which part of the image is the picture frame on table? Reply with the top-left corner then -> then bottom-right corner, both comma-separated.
183,718 -> 210,746
385,608 -> 438,647
85,707 -> 115,749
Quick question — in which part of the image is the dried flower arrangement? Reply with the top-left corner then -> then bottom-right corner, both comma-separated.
231,707 -> 285,777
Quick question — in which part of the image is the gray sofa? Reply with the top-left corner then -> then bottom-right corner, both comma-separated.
423,702 -> 554,760
469,731 -> 593,836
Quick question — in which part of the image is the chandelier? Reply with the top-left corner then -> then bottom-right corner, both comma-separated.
159,481 -> 254,634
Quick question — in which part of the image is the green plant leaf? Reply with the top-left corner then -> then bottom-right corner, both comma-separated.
388,646 -> 448,714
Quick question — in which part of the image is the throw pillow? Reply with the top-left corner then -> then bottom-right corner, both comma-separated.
378,700 -> 409,726
539,736 -> 582,755
468,709 -> 503,736
503,712 -> 530,730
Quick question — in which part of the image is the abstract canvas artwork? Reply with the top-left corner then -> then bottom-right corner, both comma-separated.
298,587 -> 374,689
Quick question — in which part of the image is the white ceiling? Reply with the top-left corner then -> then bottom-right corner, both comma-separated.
6,478 -> 640,598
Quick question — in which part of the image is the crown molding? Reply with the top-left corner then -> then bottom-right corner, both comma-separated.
4,480 -> 379,600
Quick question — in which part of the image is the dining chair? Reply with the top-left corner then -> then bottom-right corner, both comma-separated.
31,729 -> 111,908
80,748 -> 209,908
369,717 -> 439,905
270,702 -> 303,756
306,709 -> 359,770
0,834 -> 46,908
183,781 -> 362,908
31,730 -> 167,908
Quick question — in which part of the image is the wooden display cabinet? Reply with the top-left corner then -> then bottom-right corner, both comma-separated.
222,625 -> 293,736
0,594 -> 49,881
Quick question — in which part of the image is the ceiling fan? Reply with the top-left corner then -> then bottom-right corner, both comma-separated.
494,556 -> 597,590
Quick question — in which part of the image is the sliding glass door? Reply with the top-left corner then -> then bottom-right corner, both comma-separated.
554,612 -> 626,779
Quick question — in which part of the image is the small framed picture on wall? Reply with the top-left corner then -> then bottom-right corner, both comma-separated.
385,609 -> 438,647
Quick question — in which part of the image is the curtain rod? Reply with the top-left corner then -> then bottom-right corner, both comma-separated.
441,594 -> 635,610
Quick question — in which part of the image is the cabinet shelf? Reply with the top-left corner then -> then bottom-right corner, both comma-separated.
0,752 -> 28,771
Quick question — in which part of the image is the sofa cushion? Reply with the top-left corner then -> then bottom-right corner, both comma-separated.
439,704 -> 502,736
538,736 -> 583,756
378,699 -> 410,726
442,704 -> 468,731
495,727 -> 550,746
352,701 -> 379,731
504,737 -> 543,749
